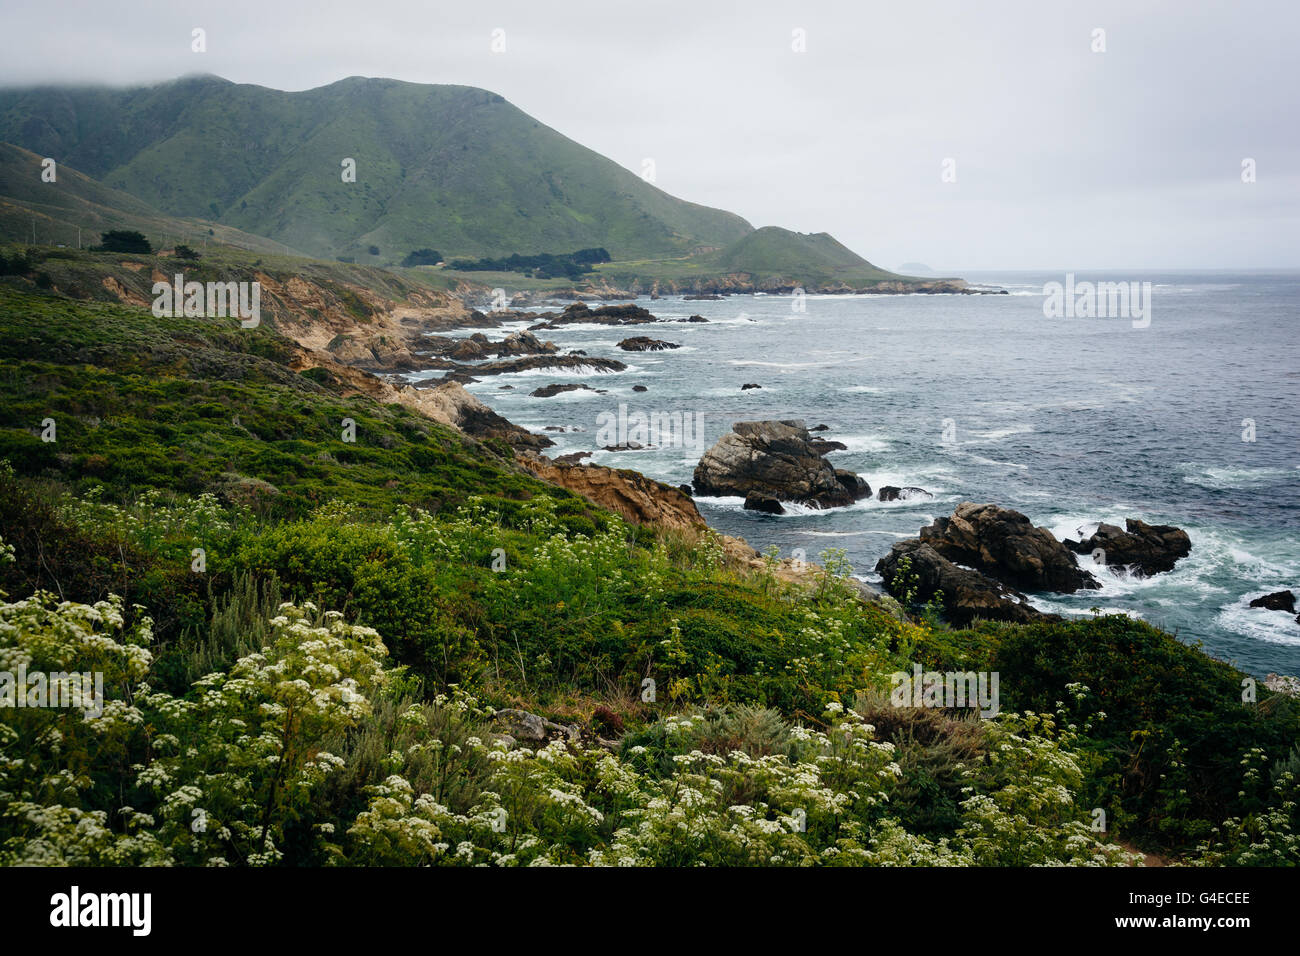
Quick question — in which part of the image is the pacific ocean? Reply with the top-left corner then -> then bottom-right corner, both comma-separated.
420,271 -> 1300,678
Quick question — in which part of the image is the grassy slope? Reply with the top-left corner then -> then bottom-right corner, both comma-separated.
0,76 -> 753,262
0,141 -> 304,255
0,284 -> 549,514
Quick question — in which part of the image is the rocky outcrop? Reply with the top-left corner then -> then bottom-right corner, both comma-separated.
530,383 -> 604,398
441,329 -> 557,360
618,336 -> 680,351
876,540 -> 1053,626
918,503 -> 1100,594
1062,519 -> 1192,576
692,420 -> 871,509
529,302 -> 659,330
517,456 -> 705,532
414,354 -> 627,380
1249,590 -> 1296,613
878,486 -> 933,502
496,330 -> 558,357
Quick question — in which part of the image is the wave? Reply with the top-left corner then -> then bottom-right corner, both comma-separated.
1178,462 -> 1295,490
1217,597 -> 1300,648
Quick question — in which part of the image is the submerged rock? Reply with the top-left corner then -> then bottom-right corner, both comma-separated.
877,485 -> 933,502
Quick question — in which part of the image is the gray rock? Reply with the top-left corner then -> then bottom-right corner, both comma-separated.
919,502 -> 1100,593
1065,518 -> 1191,576
693,420 -> 866,508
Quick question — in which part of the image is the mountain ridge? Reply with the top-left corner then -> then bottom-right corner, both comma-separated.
0,74 -> 756,263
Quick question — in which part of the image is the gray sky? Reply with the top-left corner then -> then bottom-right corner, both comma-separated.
1,0 -> 1296,270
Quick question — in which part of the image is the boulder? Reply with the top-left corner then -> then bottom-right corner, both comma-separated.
740,383 -> 762,390
1065,519 -> 1191,576
809,438 -> 848,454
693,420 -> 866,508
743,491 -> 785,514
1249,590 -> 1296,613
491,708 -> 579,744
877,485 -> 933,502
918,502 -> 1100,593
876,540 -> 1054,626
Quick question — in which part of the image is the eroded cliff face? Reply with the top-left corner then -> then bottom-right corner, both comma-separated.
517,456 -> 705,532
76,258 -> 474,373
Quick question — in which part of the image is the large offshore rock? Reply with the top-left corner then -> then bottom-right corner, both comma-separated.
917,502 -> 1100,594
1064,518 -> 1192,576
692,420 -> 868,508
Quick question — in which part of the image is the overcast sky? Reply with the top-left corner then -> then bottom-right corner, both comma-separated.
1,0 -> 1296,270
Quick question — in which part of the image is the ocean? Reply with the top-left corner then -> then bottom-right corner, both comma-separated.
418,271 -> 1300,678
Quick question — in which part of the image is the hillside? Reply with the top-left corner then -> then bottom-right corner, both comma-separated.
0,141 -> 304,255
579,226 -> 960,294
0,75 -> 753,263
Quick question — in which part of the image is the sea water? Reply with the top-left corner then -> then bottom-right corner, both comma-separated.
421,271 -> 1300,678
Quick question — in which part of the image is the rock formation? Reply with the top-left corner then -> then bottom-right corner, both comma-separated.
692,420 -> 872,509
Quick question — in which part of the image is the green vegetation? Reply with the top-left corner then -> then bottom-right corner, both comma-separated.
93,229 -> 152,254
1,283 -> 1296,867
0,141 -> 303,256
447,247 -> 611,280
400,248 -> 442,267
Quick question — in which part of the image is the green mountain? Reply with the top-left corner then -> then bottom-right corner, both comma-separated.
0,141 -> 303,254
0,75 -> 753,263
